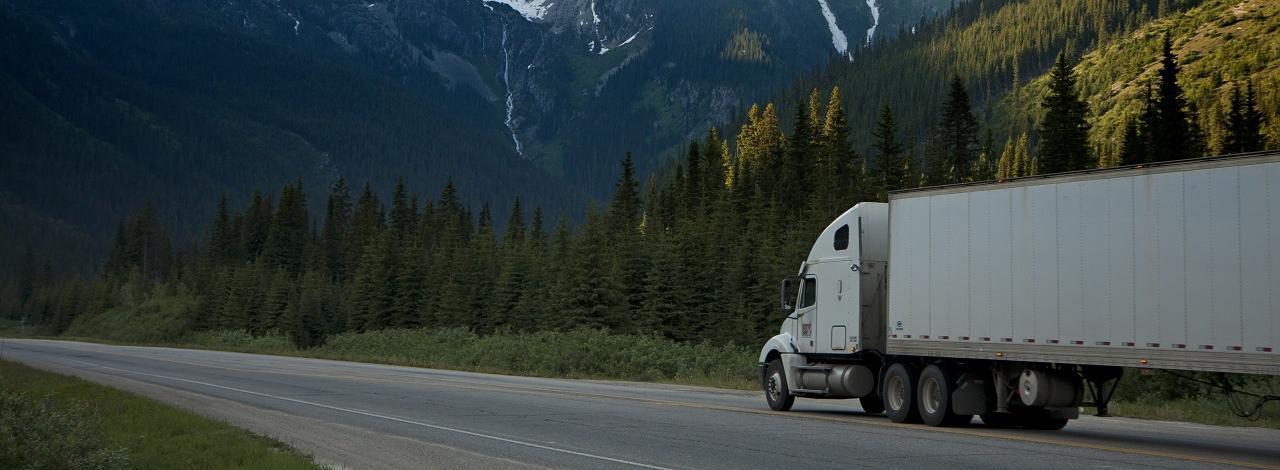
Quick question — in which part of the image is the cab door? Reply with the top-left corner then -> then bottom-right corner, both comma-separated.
794,276 -> 818,353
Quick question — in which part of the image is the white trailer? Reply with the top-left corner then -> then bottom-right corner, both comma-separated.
758,152 -> 1280,429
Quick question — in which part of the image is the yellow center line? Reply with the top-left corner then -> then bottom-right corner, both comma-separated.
32,342 -> 1278,469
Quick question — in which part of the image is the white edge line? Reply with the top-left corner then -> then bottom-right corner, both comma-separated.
65,359 -> 670,470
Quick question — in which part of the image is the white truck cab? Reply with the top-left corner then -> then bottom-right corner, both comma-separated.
758,203 -> 889,413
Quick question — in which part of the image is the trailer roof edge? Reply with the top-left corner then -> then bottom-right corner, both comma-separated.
888,151 -> 1280,200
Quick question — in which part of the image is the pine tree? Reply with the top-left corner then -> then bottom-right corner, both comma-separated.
1014,132 -> 1034,177
290,271 -> 329,349
936,75 -> 980,182
1037,53 -> 1092,174
1149,34 -> 1198,162
808,89 -> 823,132
505,197 -> 526,246
558,210 -> 624,331
466,213 -> 499,332
684,143 -> 703,216
348,183 -> 383,276
996,136 -> 1015,179
209,194 -> 239,265
702,128 -> 725,200
391,240 -> 427,329
1224,81 -> 1265,153
388,178 -> 416,239
872,105 -> 906,198
819,86 -> 856,213
261,268 -> 295,333
782,100 -> 816,211
637,232 -> 683,336
529,207 -> 546,245
244,190 -> 273,259
263,182 -> 308,274
321,178 -> 353,281
608,153 -> 642,237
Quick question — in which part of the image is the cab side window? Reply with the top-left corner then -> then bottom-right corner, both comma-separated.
801,278 -> 817,308
834,225 -> 849,251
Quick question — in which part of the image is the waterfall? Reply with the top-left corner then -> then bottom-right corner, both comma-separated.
501,25 -> 525,158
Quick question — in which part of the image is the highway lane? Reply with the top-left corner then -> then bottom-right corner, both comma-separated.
2,339 -> 1276,469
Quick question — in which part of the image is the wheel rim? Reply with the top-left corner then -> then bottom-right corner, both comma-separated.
921,376 -> 941,416
767,371 -> 783,402
886,375 -> 905,411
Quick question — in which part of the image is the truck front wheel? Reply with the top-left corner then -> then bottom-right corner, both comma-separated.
764,359 -> 795,411
883,363 -> 921,423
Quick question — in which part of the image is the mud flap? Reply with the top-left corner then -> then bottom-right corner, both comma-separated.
951,378 -> 988,416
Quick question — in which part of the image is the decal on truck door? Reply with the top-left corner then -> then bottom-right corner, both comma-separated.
801,323 -> 812,337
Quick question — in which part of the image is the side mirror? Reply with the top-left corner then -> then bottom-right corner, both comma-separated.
780,276 -> 798,314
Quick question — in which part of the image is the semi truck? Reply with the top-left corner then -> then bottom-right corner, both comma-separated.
758,151 -> 1280,429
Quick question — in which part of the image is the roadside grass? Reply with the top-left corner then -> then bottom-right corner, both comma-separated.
1108,398 -> 1279,429
0,359 -> 319,469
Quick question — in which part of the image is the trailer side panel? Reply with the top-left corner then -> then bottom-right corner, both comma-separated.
886,154 -> 1280,375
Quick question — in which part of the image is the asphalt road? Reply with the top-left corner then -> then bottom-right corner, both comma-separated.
2,339 -> 1276,469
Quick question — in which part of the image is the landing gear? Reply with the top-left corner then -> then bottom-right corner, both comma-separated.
1083,366 -> 1123,417
764,359 -> 795,411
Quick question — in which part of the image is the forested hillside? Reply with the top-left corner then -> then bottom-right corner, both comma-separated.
792,0 -> 1195,149
994,0 -> 1280,161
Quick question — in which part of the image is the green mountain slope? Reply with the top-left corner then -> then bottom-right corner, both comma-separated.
995,0 -> 1280,160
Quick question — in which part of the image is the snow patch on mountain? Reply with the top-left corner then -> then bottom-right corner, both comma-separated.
816,0 -> 848,56
483,0 -> 553,22
865,0 -> 880,45
597,30 -> 640,55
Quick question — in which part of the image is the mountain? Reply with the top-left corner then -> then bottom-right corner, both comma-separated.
0,0 -> 961,271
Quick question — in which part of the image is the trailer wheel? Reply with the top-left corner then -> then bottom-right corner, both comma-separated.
859,396 -> 885,415
917,365 -> 972,426
764,359 -> 795,411
883,363 -> 921,423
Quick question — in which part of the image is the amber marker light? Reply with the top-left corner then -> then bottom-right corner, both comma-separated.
995,352 -> 1004,358
1139,359 -> 1149,365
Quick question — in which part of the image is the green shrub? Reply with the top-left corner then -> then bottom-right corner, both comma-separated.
0,390 -> 128,469
64,294 -> 199,343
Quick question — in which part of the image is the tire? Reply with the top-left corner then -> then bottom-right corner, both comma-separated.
882,363 -> 921,423
764,359 -> 795,411
917,365 -> 972,427
859,395 -> 885,415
